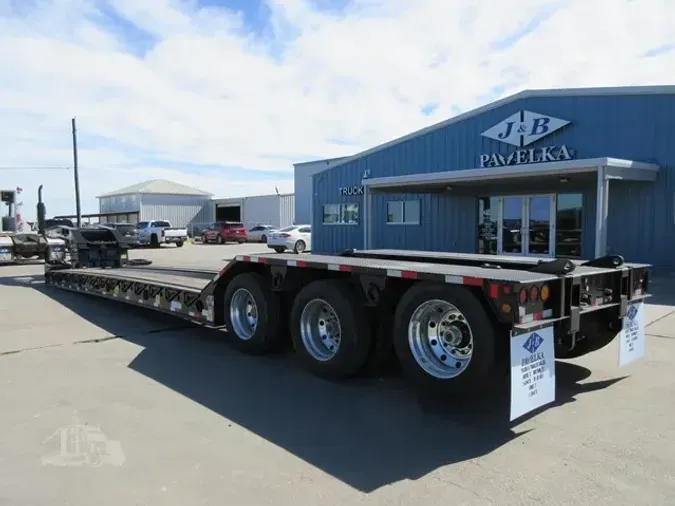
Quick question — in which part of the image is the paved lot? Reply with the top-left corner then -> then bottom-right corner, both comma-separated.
126,239 -> 271,269
1,244 -> 675,505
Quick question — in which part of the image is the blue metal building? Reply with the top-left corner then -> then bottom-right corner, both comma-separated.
311,85 -> 675,271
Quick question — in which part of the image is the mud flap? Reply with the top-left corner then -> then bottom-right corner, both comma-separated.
510,325 -> 556,422
618,301 -> 646,367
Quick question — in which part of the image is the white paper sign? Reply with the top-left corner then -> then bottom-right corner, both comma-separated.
510,325 -> 556,422
619,301 -> 645,367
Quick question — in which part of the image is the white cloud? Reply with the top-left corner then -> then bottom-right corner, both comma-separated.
0,0 -> 673,220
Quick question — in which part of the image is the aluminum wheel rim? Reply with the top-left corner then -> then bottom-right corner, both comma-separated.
229,288 -> 258,340
299,298 -> 341,361
408,299 -> 473,379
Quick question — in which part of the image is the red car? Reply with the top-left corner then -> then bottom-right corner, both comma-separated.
201,222 -> 248,244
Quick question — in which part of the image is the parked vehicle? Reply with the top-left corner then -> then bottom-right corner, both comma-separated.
201,222 -> 247,244
0,186 -> 67,264
43,229 -> 651,423
267,225 -> 311,253
100,222 -> 140,247
137,220 -> 187,248
44,218 -> 74,230
247,224 -> 278,243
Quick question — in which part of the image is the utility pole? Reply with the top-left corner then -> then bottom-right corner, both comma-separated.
71,117 -> 82,228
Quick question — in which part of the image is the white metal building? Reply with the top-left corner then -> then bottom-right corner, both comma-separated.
213,193 -> 295,229
97,179 -> 213,227
293,157 -> 348,225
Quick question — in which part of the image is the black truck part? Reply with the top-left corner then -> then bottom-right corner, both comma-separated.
43,230 -> 651,419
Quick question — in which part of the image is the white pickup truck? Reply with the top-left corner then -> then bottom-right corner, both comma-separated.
137,220 -> 188,248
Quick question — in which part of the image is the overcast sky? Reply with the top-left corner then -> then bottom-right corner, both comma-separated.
1,0 -> 673,219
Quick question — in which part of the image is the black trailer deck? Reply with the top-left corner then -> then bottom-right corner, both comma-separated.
345,249 -> 651,273
45,248 -> 650,335
81,267 -> 211,291
226,251 -> 563,284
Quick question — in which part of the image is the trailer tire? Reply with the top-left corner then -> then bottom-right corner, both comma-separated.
393,282 -> 500,395
223,272 -> 283,355
290,279 -> 372,380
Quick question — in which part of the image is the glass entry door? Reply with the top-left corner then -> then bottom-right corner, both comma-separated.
497,195 -> 556,257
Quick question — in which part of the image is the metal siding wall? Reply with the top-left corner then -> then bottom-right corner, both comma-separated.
279,194 -> 295,227
312,158 -> 367,253
242,195 -> 280,228
139,194 -> 213,229
312,93 -> 675,269
373,194 -> 476,252
98,194 -> 140,214
294,159 -> 346,225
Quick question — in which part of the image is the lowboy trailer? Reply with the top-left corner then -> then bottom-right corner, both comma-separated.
43,229 -> 651,421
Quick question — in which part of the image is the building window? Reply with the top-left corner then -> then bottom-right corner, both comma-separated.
386,200 -> 420,225
555,193 -> 583,258
322,203 -> 359,224
477,196 -> 498,254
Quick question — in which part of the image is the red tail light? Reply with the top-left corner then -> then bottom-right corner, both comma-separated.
280,233 -> 291,237
519,288 -> 528,304
161,229 -> 165,237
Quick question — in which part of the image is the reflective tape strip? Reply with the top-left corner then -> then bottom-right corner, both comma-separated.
287,260 -> 308,267
387,270 -> 418,279
328,264 -> 352,272
446,275 -> 483,286
520,311 -> 549,324
463,277 -> 483,286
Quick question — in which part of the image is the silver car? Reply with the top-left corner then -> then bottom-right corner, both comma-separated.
247,224 -> 278,243
267,225 -> 311,253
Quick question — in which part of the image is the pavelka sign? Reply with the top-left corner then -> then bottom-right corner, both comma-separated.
480,110 -> 574,168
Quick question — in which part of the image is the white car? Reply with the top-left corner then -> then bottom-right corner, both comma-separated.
267,225 -> 311,254
247,224 -> 278,243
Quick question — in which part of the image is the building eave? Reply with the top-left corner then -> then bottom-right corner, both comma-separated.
97,191 -> 213,199
362,157 -> 661,191
293,156 -> 350,167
